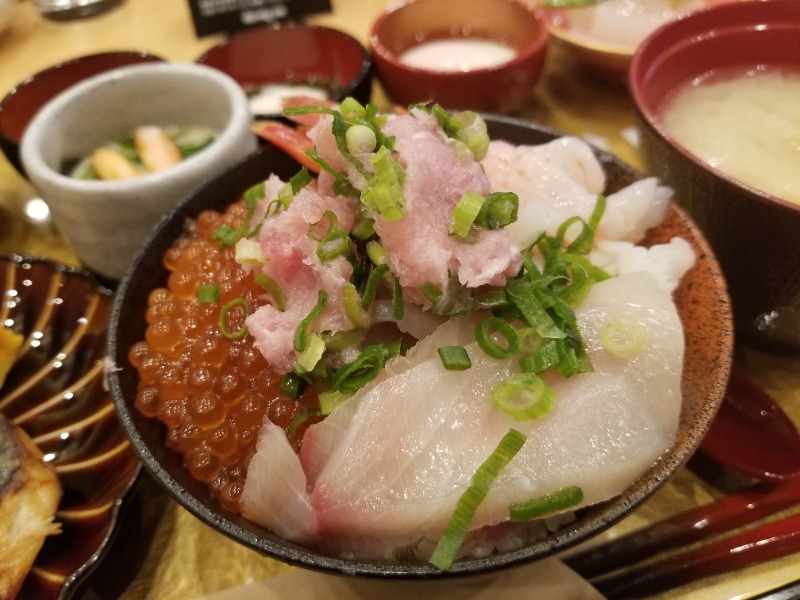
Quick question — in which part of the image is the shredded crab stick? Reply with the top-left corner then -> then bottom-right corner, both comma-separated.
252,120 -> 321,173
133,125 -> 183,172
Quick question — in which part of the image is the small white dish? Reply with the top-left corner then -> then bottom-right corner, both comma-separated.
20,62 -> 257,281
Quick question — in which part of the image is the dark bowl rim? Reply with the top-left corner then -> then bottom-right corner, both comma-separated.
107,113 -> 732,579
195,22 -> 373,120
629,0 -> 800,216
0,50 -> 166,140
367,0 -> 548,78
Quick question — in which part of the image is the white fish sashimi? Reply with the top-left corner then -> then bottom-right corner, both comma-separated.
590,236 -> 696,294
241,271 -> 686,557
482,138 -> 671,248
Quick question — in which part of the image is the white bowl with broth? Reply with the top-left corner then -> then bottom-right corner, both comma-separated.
20,62 -> 257,282
631,0 -> 800,350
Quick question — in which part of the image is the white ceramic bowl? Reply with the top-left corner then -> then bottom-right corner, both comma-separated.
20,62 -> 257,282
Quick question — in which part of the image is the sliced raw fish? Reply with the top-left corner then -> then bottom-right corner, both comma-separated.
482,138 -> 671,248
241,270 -> 686,557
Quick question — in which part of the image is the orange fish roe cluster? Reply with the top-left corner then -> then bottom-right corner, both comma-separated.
128,200 -> 320,513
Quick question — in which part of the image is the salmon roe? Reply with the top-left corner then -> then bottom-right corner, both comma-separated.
130,200 -> 320,513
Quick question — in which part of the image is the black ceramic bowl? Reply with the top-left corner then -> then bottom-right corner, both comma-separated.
107,116 -> 732,578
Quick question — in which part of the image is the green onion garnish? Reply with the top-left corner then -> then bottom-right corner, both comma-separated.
437,346 -> 472,371
213,182 -> 265,247
449,191 -> 485,239
599,317 -> 647,359
362,146 -> 406,222
197,283 -> 220,304
491,372 -> 555,421
293,290 -> 327,353
316,229 -> 351,262
319,389 -> 351,415
420,282 -> 443,304
280,372 -> 307,399
475,192 -> 519,229
218,297 -> 249,340
343,282 -> 370,329
509,485 -> 584,522
360,263 -> 389,309
254,272 -> 287,312
346,123 -> 378,155
475,317 -> 521,359
429,429 -> 527,571
296,332 -> 326,373
288,408 -> 321,437
331,342 -> 396,394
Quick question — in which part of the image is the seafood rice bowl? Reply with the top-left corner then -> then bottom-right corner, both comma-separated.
108,101 -> 732,576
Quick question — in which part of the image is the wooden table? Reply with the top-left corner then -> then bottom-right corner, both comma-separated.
1,1 -> 798,598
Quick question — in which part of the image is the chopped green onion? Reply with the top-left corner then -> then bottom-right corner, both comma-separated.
280,372 -> 307,399
296,332 -> 326,372
366,240 -> 388,265
309,210 -> 338,242
429,429 -> 527,571
474,290 -> 510,310
519,339 -> 561,374
322,328 -> 366,352
449,191 -> 485,239
254,272 -> 287,312
420,282 -> 443,304
343,282 -> 370,328
339,97 -> 366,120
346,124 -> 378,155
450,110 -> 489,161
475,192 -> 519,229
289,166 -> 312,194
213,182 -> 265,247
492,372 -> 555,421
319,389 -> 351,415
509,485 -> 584,522
362,146 -> 406,221
197,284 -> 220,304
475,317 -> 521,359
361,263 -> 389,309
351,211 -> 375,240
599,317 -> 647,359
391,274 -> 404,320
234,237 -> 265,265
288,408 -> 321,437
541,0 -> 606,8
437,346 -> 472,371
219,297 -> 249,340
332,343 -> 395,394
293,290 -> 327,353
316,229 -> 352,262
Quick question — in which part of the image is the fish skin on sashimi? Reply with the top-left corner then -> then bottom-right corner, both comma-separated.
241,271 -> 685,555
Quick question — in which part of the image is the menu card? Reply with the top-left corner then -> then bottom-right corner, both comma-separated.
187,0 -> 332,37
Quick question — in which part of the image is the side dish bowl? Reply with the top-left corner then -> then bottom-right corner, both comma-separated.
544,0 -> 737,81
106,116 -> 733,578
19,62 -> 257,283
369,0 -> 547,113
197,24 -> 372,120
0,51 -> 164,177
630,0 -> 800,351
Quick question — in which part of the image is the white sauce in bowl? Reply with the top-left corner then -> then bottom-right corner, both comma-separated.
660,69 -> 800,205
399,38 -> 517,72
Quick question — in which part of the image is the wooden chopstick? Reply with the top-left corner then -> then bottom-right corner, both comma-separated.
564,478 -> 800,598
589,511 -> 800,599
